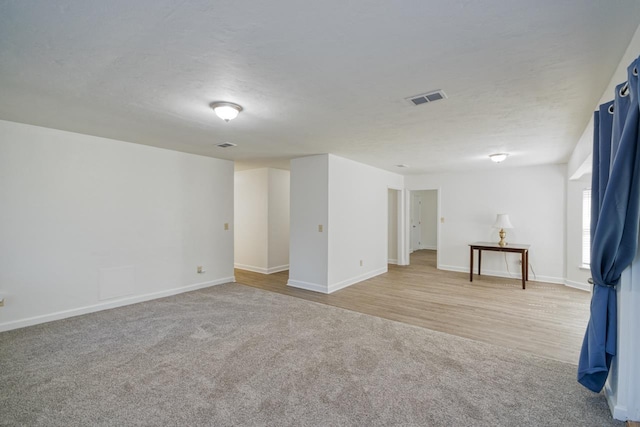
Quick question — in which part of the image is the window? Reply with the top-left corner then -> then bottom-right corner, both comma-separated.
582,189 -> 591,266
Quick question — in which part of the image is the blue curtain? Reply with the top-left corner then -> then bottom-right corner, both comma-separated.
578,57 -> 640,393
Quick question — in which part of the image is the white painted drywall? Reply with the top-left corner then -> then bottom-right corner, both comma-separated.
0,120 -> 234,331
289,154 -> 404,293
326,155 -> 404,292
405,164 -> 566,283
267,168 -> 290,272
565,174 -> 591,291
288,155 -> 329,292
568,25 -> 640,178
388,189 -> 398,263
234,168 -> 269,272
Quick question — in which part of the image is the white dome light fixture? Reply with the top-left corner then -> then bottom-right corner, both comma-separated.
489,153 -> 509,163
210,102 -> 243,122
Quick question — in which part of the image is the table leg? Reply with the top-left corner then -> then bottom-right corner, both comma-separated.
525,250 -> 529,281
478,250 -> 482,276
521,250 -> 526,290
470,247 -> 474,282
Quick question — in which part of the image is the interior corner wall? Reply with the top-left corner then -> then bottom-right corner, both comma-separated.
326,154 -> 404,293
234,168 -> 290,274
288,155 -> 329,292
0,120 -> 234,332
267,168 -> 290,272
234,169 -> 269,272
405,164 -> 566,283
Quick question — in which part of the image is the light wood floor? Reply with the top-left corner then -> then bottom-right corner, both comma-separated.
235,250 -> 591,364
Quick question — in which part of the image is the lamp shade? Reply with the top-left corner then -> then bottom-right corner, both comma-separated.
493,213 -> 513,229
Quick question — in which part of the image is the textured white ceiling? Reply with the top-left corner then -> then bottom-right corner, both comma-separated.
1,1 -> 639,174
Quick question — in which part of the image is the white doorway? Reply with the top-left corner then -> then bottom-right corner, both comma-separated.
409,189 -> 438,259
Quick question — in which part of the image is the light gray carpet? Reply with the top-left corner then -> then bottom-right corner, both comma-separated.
0,283 -> 618,426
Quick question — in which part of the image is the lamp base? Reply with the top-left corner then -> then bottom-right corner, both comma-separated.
498,229 -> 507,247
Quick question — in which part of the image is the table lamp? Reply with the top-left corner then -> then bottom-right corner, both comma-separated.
493,214 -> 513,247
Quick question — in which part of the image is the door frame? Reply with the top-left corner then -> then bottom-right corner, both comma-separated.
406,188 -> 441,268
388,186 -> 409,265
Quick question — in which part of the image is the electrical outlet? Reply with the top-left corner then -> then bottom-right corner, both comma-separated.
360,260 -> 363,266
224,223 -> 229,230
318,224 -> 323,232
0,298 -> 4,307
197,266 -> 204,274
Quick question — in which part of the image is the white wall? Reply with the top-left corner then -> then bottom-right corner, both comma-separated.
234,169 -> 269,271
565,173 -> 591,291
288,155 -> 329,292
288,154 -> 404,293
267,168 -> 290,271
327,155 -> 404,292
0,120 -> 234,331
388,189 -> 398,263
405,164 -> 566,283
568,25 -> 640,178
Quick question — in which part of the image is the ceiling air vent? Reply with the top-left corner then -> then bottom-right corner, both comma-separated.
406,90 -> 447,106
216,142 -> 237,148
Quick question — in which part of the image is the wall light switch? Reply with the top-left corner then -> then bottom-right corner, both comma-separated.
440,217 -> 445,223
0,298 -> 4,307
197,266 -> 204,274
359,260 -> 363,267
224,223 -> 229,230
318,225 -> 323,232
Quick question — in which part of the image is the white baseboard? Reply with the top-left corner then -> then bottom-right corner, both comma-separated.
388,259 -> 398,265
604,382 -> 628,421
287,279 -> 328,294
328,267 -> 388,294
438,264 -> 564,285
266,264 -> 289,274
437,264 -> 466,274
526,275 -> 564,285
564,279 -> 591,292
0,277 -> 234,333
419,245 -> 437,250
234,263 -> 289,274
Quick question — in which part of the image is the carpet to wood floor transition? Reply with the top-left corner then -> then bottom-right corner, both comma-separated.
0,283 -> 618,426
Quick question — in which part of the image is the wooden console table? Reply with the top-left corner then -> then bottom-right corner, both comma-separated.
469,242 -> 530,289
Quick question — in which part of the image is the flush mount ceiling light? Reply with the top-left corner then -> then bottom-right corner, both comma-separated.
489,153 -> 509,163
210,102 -> 243,122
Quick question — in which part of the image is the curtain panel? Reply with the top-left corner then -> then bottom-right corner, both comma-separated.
578,57 -> 640,392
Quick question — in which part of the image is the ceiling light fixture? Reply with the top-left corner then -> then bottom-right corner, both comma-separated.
489,153 -> 509,163
210,102 -> 243,122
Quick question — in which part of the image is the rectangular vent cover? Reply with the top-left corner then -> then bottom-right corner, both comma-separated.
406,90 -> 447,106
216,142 -> 237,148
